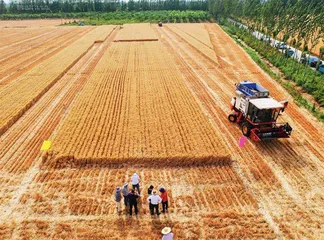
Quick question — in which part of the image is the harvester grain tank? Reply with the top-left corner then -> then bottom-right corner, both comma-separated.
228,80 -> 292,141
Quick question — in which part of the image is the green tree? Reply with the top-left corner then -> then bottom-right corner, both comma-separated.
0,0 -> 6,14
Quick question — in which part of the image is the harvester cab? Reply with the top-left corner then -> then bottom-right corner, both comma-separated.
228,80 -> 292,141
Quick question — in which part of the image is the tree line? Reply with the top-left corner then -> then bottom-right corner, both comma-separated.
224,22 -> 324,109
0,0 -> 207,14
0,10 -> 210,23
209,0 -> 324,55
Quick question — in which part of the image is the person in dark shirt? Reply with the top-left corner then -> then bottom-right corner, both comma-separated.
127,189 -> 139,216
148,185 -> 154,195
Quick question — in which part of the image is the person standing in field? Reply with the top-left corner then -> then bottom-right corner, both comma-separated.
122,182 -> 129,207
147,190 -> 162,215
148,185 -> 154,195
148,185 -> 154,213
161,227 -> 174,240
131,173 -> 141,195
114,187 -> 122,214
159,187 -> 168,213
127,189 -> 139,216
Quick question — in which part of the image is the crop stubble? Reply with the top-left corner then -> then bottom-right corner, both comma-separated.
0,25 -> 116,212
157,23 -> 324,238
0,23 -> 323,239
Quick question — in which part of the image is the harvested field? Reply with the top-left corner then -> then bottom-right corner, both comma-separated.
166,24 -> 218,64
0,19 -> 67,28
157,23 -> 324,238
114,23 -> 158,41
3,166 -> 275,239
0,22 -> 324,239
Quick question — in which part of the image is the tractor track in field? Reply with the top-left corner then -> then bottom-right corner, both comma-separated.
156,26 -> 284,238
0,27 -> 120,220
157,24 -> 324,238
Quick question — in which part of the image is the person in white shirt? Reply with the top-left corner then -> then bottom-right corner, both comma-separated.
131,173 -> 141,195
147,190 -> 162,215
161,227 -> 174,240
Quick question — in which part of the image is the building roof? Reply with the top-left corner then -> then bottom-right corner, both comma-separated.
250,98 -> 283,110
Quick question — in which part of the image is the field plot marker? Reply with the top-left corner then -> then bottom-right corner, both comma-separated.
41,140 -> 52,151
238,136 -> 247,147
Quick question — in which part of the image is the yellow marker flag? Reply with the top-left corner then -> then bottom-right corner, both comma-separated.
161,35 -> 164,39
41,140 -> 52,151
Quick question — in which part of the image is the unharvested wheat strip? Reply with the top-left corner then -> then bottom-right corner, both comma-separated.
48,41 -> 229,166
80,44 -> 128,158
0,27 -> 91,84
100,44 -> 131,158
114,23 -> 158,41
0,26 -> 115,136
0,28 -> 55,48
0,28 -> 67,61
104,49 -> 130,158
117,68 -> 132,159
111,57 -> 130,158
65,44 -> 122,158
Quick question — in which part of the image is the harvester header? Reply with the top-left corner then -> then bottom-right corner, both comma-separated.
228,80 -> 292,141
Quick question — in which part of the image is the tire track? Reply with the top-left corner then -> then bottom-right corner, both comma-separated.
158,24 -> 324,238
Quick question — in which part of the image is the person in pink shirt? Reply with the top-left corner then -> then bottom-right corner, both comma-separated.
159,187 -> 168,213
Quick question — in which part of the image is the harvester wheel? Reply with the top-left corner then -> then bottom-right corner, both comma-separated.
242,122 -> 251,137
228,114 -> 237,123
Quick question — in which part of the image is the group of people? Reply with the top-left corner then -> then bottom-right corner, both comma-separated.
147,185 -> 168,215
114,173 -> 169,216
114,173 -> 173,239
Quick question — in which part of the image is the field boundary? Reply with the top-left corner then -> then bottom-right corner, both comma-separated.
42,155 -> 232,169
114,39 -> 158,42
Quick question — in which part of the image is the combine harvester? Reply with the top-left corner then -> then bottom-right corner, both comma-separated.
228,81 -> 292,141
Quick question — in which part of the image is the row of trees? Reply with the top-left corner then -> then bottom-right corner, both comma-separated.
0,0 -> 6,14
0,0 -> 207,13
225,22 -> 324,109
209,0 -> 324,56
0,10 -> 210,23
